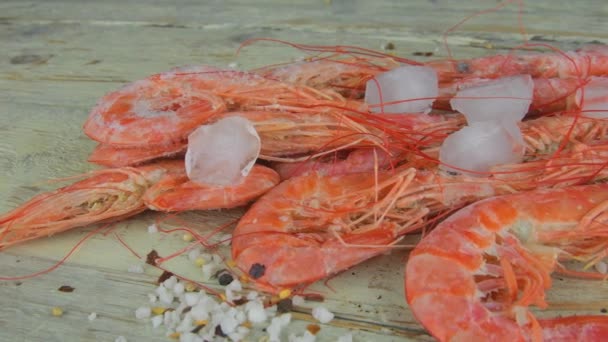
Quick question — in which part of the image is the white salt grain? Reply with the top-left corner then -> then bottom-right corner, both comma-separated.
245,300 -> 267,323
135,306 -> 151,319
87,312 -> 97,322
312,306 -> 334,324
147,224 -> 158,233
267,313 -> 292,342
173,282 -> 185,296
163,276 -> 178,290
151,315 -> 163,328
184,292 -> 200,307
187,248 -> 201,261
115,337 -> 127,342
127,264 -> 144,274
365,66 -> 438,114
185,116 -> 261,186
148,293 -> 158,304
291,295 -> 305,306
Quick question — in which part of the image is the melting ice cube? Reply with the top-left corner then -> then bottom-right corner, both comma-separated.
450,75 -> 534,123
439,121 -> 525,176
365,66 -> 438,114
185,116 -> 261,186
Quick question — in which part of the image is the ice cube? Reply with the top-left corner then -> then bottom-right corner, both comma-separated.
450,75 -> 534,123
365,66 -> 438,114
575,76 -> 608,118
185,116 -> 261,186
439,121 -> 525,176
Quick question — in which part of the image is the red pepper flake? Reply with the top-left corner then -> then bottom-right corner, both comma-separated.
303,293 -> 324,302
306,324 -> 321,335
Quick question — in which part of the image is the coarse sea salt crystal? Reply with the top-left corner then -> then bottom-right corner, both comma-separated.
365,65 -> 438,114
439,121 -> 525,176
135,306 -> 151,319
147,224 -> 158,233
163,276 -> 178,290
245,300 -> 267,323
187,248 -> 201,261
173,282 -> 185,296
88,312 -> 97,321
185,116 -> 261,186
450,75 -> 534,124
575,76 -> 608,118
115,337 -> 127,342
151,315 -> 163,328
267,313 -> 292,342
312,306 -> 334,324
127,264 -> 144,274
292,295 -> 305,306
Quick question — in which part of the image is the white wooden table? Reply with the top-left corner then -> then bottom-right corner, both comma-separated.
2,1 -> 608,341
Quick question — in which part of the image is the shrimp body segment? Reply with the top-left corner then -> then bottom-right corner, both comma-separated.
84,72 -> 227,147
231,170 -> 406,292
0,161 -> 183,249
0,162 -> 279,249
143,165 -> 280,211
405,184 -> 608,341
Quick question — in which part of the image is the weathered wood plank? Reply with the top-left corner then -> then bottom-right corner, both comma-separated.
2,0 -> 608,341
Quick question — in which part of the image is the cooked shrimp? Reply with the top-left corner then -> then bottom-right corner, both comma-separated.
258,57 -> 399,98
405,184 -> 608,341
427,46 -> 608,83
0,161 -> 278,248
84,66 -> 348,148
0,161 -> 183,249
232,140 -> 608,291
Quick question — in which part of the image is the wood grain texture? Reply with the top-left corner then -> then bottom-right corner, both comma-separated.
1,1 -> 608,341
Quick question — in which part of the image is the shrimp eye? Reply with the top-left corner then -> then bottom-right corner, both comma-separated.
248,263 -> 266,279
457,62 -> 471,73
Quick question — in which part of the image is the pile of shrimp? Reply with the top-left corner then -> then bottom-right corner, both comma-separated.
3,34 -> 608,342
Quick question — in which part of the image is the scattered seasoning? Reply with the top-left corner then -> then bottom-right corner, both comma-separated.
303,293 -> 325,302
157,271 -> 174,285
383,42 -> 395,50
191,322 -> 206,334
277,298 -> 293,313
306,324 -> 321,335
377,295 -> 382,300
217,270 -> 234,286
58,285 -> 75,293
15,281 -> 22,286
233,298 -> 248,306
413,51 -> 434,57
248,263 -> 266,279
278,289 -> 292,299
151,307 -> 168,315
51,307 -> 64,317
146,249 -> 160,266
214,325 -> 227,337
602,308 -> 607,313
